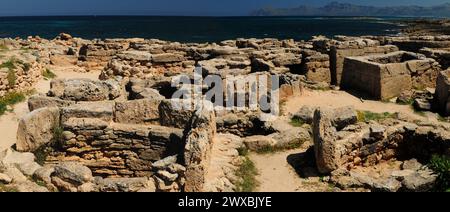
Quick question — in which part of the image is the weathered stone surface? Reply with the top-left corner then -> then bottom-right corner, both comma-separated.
61,101 -> 114,123
292,106 -> 316,125
153,155 -> 178,170
274,127 -> 311,147
184,105 -> 216,192
117,50 -> 152,61
48,78 -> 122,101
33,165 -> 55,186
62,118 -> 109,130
312,108 -> 339,174
16,107 -> 60,152
0,173 -> 12,184
434,69 -> 450,116
51,162 -> 93,186
243,136 -> 277,151
332,106 -> 358,130
152,53 -> 185,63
96,177 -> 156,192
28,95 -> 75,112
1,149 -> 42,176
114,99 -> 161,125
342,51 -> 440,100
159,99 -> 194,128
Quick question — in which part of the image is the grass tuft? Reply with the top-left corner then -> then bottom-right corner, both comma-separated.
429,154 -> 450,192
256,141 -> 304,155
235,157 -> 259,192
42,68 -> 56,80
289,117 -> 305,127
0,92 -> 26,116
357,111 -> 396,123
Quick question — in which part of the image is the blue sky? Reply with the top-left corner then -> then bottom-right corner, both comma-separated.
1,0 -> 449,16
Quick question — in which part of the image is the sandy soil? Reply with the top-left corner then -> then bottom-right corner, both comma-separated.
0,70 -> 100,151
250,147 -> 332,192
285,89 -> 425,120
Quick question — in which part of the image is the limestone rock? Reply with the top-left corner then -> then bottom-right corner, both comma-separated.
152,155 -> 178,170
51,162 -> 93,187
61,101 -> 114,123
243,136 -> 277,151
0,173 -> 12,184
28,95 -> 75,112
292,106 -> 316,125
48,78 -> 122,101
152,53 -> 184,63
16,107 -> 60,152
159,99 -> 194,128
332,106 -> 357,130
96,177 -> 156,192
114,99 -> 161,125
1,149 -> 42,176
117,50 -> 152,61
312,108 -> 339,174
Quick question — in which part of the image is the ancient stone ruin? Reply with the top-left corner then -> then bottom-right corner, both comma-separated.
435,69 -> 450,116
342,51 -> 440,100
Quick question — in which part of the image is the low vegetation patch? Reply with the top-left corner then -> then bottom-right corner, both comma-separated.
289,117 -> 305,127
34,125 -> 65,165
255,141 -> 305,155
357,111 -> 396,122
0,92 -> 26,116
428,154 -> 450,192
0,183 -> 18,192
0,59 -> 16,70
437,115 -> 450,123
235,157 -> 259,192
42,68 -> 56,80
0,44 -> 7,51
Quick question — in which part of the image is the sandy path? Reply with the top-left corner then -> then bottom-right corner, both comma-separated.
285,90 -> 425,120
250,148 -> 332,192
0,70 -> 100,151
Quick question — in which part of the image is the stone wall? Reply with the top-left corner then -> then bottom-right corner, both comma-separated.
420,48 -> 450,69
341,51 -> 441,100
300,49 -> 331,84
0,55 -> 44,97
313,107 -> 450,175
388,36 -> 450,52
329,38 -> 398,85
434,70 -> 450,116
17,92 -> 217,191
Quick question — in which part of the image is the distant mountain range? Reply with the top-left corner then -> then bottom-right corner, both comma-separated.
251,2 -> 450,17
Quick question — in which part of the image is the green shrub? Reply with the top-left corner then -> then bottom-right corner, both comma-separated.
289,118 -> 305,127
235,157 -> 259,192
237,147 -> 249,157
429,155 -> 450,192
357,111 -> 396,123
42,68 -> 56,80
6,69 -> 16,87
0,92 -> 26,116
0,59 -> 16,70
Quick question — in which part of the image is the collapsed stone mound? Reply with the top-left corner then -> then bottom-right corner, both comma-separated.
311,106 -> 450,192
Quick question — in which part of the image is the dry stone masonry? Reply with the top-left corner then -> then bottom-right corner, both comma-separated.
342,51 -> 441,100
